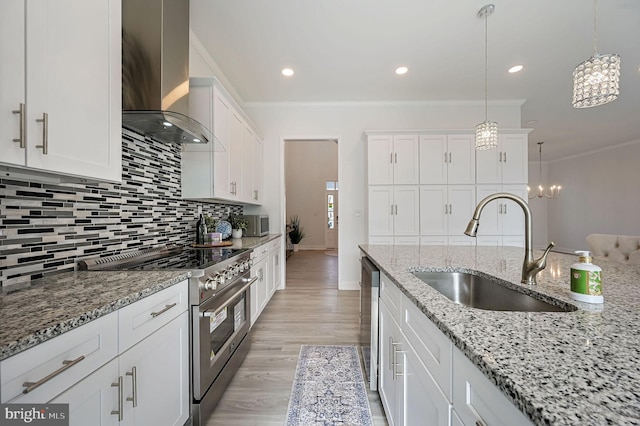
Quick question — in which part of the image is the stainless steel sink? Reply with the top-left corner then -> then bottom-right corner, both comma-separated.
412,271 -> 575,312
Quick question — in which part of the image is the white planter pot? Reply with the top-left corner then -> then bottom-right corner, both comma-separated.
293,244 -> 299,252
232,229 -> 243,239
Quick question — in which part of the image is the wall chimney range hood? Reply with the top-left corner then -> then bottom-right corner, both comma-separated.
122,0 -> 222,149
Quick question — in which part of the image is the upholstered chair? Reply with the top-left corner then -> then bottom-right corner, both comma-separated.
586,234 -> 640,266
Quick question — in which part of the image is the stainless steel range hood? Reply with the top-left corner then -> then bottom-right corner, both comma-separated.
122,0 -> 220,148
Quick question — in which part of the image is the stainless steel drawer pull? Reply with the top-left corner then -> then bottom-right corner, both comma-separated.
150,302 -> 177,318
126,366 -> 138,407
22,355 -> 85,394
35,112 -> 48,154
111,376 -> 123,421
12,103 -> 25,148
476,421 -> 486,426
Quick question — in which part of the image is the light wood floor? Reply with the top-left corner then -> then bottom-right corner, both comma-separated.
205,250 -> 388,425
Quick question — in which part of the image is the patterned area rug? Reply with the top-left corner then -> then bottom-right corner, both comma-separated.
285,345 -> 373,426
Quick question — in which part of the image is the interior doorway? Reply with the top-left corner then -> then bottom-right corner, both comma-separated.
284,139 -> 339,254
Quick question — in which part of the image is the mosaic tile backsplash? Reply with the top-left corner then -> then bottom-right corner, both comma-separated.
0,132 -> 242,288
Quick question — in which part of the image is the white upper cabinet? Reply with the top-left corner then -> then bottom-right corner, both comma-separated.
420,134 -> 475,184
367,134 -> 419,185
183,78 -> 263,204
476,133 -> 528,184
1,0 -> 122,182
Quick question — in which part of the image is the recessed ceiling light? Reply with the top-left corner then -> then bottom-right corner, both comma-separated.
281,68 -> 294,77
508,65 -> 524,73
395,66 -> 408,75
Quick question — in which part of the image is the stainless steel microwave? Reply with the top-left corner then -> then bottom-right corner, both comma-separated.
233,215 -> 269,237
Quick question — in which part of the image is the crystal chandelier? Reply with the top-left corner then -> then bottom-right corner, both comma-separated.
475,4 -> 498,150
528,142 -> 561,199
572,0 -> 620,108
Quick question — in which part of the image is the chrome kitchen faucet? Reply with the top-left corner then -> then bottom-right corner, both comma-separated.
464,192 -> 554,285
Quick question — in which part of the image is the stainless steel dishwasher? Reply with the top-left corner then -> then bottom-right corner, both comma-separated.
360,256 -> 380,391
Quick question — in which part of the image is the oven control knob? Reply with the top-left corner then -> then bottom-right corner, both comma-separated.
203,276 -> 217,291
239,262 -> 246,272
216,273 -> 226,286
243,260 -> 251,270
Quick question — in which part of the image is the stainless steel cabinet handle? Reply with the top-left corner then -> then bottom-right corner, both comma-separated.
126,366 -> 138,407
111,376 -> 124,421
499,204 -> 503,214
391,341 -> 401,381
22,355 -> 85,394
444,152 -> 448,163
499,152 -> 503,162
394,204 -> 398,215
449,204 -> 452,214
391,205 -> 394,215
394,152 -> 397,163
503,203 -> 507,214
12,103 -> 25,148
449,152 -> 452,163
503,152 -> 507,162
150,302 -> 177,318
444,204 -> 448,215
390,153 -> 393,163
35,112 -> 48,154
388,337 -> 394,371
476,421 -> 486,426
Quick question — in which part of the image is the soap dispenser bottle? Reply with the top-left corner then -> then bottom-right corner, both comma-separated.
570,251 -> 603,303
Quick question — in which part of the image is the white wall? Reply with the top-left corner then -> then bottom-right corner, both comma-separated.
528,160 -> 550,248
285,140 -> 338,250
244,103 -> 523,290
546,139 -> 640,253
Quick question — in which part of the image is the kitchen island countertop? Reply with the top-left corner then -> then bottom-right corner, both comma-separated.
359,243 -> 640,426
0,270 -> 190,362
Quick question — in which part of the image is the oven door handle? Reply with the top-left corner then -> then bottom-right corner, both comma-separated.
201,276 -> 257,315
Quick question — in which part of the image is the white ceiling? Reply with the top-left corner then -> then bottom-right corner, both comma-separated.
190,0 -> 640,161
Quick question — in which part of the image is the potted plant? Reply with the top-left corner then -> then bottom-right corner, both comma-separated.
230,216 -> 248,239
288,215 -> 305,251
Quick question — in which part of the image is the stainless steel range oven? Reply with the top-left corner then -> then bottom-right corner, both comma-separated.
78,245 -> 256,426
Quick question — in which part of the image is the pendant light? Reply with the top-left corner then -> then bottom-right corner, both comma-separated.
572,0 -> 620,108
528,142 -> 561,199
475,4 -> 498,150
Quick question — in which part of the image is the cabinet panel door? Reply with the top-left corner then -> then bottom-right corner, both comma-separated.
447,185 -> 475,236
403,347 -> 450,426
368,186 -> 394,236
500,134 -> 528,184
393,134 -> 419,184
419,135 -> 447,184
119,312 -> 189,426
49,358 -> 119,426
26,0 -> 121,181
475,185 -> 502,236
367,135 -> 394,185
241,124 -> 255,202
501,185 -> 527,236
393,186 -> 420,236
228,109 -> 244,198
252,136 -> 263,203
447,135 -> 475,184
0,0 -> 25,167
213,88 -> 231,199
476,145 -> 501,184
419,186 -> 447,235
378,301 -> 400,426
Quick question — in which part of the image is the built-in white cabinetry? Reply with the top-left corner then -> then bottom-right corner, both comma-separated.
475,184 -> 527,248
366,130 -> 529,246
183,78 -> 263,204
367,134 -> 419,185
1,282 -> 189,426
419,185 -> 476,242
420,134 -> 475,184
476,133 -> 528,184
0,0 -> 122,182
368,186 -> 420,238
377,271 -> 533,426
250,238 -> 280,326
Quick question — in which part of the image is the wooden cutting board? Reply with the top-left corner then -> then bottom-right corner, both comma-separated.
190,241 -> 234,248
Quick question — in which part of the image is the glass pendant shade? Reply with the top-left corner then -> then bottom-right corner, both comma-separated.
475,120 -> 498,150
572,53 -> 620,108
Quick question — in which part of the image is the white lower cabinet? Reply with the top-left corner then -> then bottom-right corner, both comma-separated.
50,358 -> 120,426
1,281 -> 189,426
452,346 -> 532,426
378,271 -> 532,426
250,240 -> 278,325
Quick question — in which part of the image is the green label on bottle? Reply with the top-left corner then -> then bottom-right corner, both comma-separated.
571,269 -> 602,296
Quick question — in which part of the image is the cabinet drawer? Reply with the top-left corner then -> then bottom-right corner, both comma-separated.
402,296 -> 452,400
452,347 -> 532,426
118,281 -> 188,353
380,272 -> 402,323
268,237 -> 281,252
252,242 -> 270,263
1,312 -> 118,403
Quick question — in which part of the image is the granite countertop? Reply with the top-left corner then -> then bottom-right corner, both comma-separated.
0,270 -> 190,361
232,233 -> 281,249
359,244 -> 640,426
